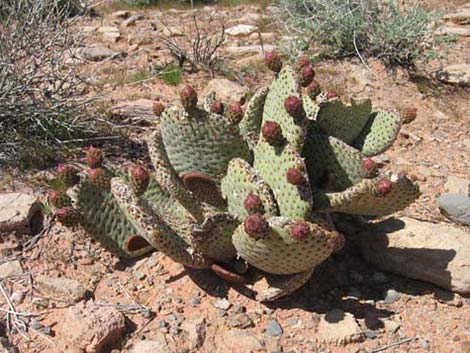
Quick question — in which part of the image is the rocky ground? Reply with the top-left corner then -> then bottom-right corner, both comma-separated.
1,1 -> 470,353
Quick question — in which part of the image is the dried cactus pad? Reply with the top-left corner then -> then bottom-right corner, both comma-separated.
191,213 -> 239,262
314,174 -> 420,216
221,158 -> 278,219
254,141 -> 312,219
239,87 -> 269,149
161,107 -> 250,180
75,182 -> 152,258
262,66 -> 305,149
233,217 -> 341,275
353,110 -> 401,156
304,133 -> 369,192
316,98 -> 372,144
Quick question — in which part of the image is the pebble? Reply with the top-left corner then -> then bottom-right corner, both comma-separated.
189,297 -> 201,307
232,305 -> 246,314
10,291 -> 26,304
30,320 -> 44,330
174,297 -> 183,304
227,313 -> 253,329
218,309 -> 227,317
364,331 -> 377,339
265,319 -> 283,337
213,298 -> 231,310
437,193 -> 470,226
384,289 -> 401,304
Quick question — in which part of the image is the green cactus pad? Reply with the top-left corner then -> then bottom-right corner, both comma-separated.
75,182 -> 152,258
254,141 -> 312,219
221,158 -> 278,219
110,178 -> 211,269
353,110 -> 401,156
147,131 -> 205,221
239,87 -> 269,149
302,95 -> 320,120
191,213 -> 239,262
303,133 -> 370,192
262,66 -> 305,149
160,107 -> 251,181
316,98 -> 372,144
233,216 -> 341,275
255,268 -> 315,302
314,174 -> 420,216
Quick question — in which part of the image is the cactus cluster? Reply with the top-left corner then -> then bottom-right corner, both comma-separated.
48,53 -> 420,301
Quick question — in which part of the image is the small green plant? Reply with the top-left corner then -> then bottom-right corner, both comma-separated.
274,0 -> 439,70
160,64 -> 183,86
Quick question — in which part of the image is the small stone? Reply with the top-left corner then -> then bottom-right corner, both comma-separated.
364,331 -> 377,339
317,309 -> 364,346
36,275 -> 86,303
227,313 -> 254,329
129,333 -> 174,353
226,24 -> 257,36
60,301 -> 125,353
219,329 -> 265,352
203,79 -> 248,104
174,297 -> 183,304
181,318 -> 206,351
218,309 -> 227,317
0,193 -> 43,235
112,10 -> 130,19
80,47 -> 120,62
32,297 -> 49,308
30,320 -> 44,330
382,319 -> 400,334
232,305 -> 246,314
213,298 -> 231,310
122,14 -> 144,27
384,289 -> 401,304
0,260 -> 24,279
10,291 -> 26,304
265,319 -> 283,337
189,297 -> 201,307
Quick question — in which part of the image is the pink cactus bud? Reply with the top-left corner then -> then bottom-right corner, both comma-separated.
261,121 -> 283,145
227,103 -> 244,123
307,80 -> 321,99
326,91 -> 339,99
264,51 -> 283,73
152,101 -> 166,117
180,85 -> 198,110
376,178 -> 393,195
286,168 -> 305,185
299,65 -> 315,87
244,193 -> 264,214
362,158 -> 376,171
57,164 -> 79,187
87,168 -> 110,189
284,96 -> 303,118
130,165 -> 150,195
210,100 -> 224,115
295,56 -> 310,70
244,214 -> 269,238
86,146 -> 104,169
48,190 -> 71,208
290,222 -> 310,241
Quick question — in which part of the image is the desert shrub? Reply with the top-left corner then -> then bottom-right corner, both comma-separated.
0,0 -> 98,167
274,0 -> 437,70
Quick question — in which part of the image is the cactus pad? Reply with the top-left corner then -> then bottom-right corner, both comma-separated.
254,141 -> 312,219
353,110 -> 401,156
239,87 -> 269,149
221,158 -> 278,219
233,216 -> 342,275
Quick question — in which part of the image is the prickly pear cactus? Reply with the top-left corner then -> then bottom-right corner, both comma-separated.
47,55 -> 420,302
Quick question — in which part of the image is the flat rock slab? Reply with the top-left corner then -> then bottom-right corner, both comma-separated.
359,217 -> 470,294
202,78 -> 249,104
0,193 -> 43,235
80,47 -> 121,61
218,329 -> 266,353
226,24 -> 257,37
438,193 -> 470,226
443,9 -> 470,24
59,301 -> 125,353
317,309 -> 364,346
36,275 -> 86,303
436,64 -> 470,86
445,176 -> 470,195
109,99 -> 157,124
435,26 -> 470,37
0,260 -> 24,279
129,334 -> 175,353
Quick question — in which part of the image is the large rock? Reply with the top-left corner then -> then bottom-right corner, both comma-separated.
0,193 -> 43,235
0,260 -> 23,279
180,318 -> 206,351
59,301 -> 125,353
436,64 -> 470,86
80,47 -> 121,62
435,26 -> 470,37
129,334 -> 175,353
36,276 -> 86,303
438,193 -> 470,226
317,309 -> 364,346
226,24 -> 257,37
445,176 -> 470,195
359,217 -> 470,294
217,329 -> 266,353
109,99 -> 157,124
224,45 -> 275,57
202,78 -> 249,104
443,9 -> 470,24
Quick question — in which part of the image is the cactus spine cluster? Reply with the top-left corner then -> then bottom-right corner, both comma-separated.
47,52 -> 419,301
